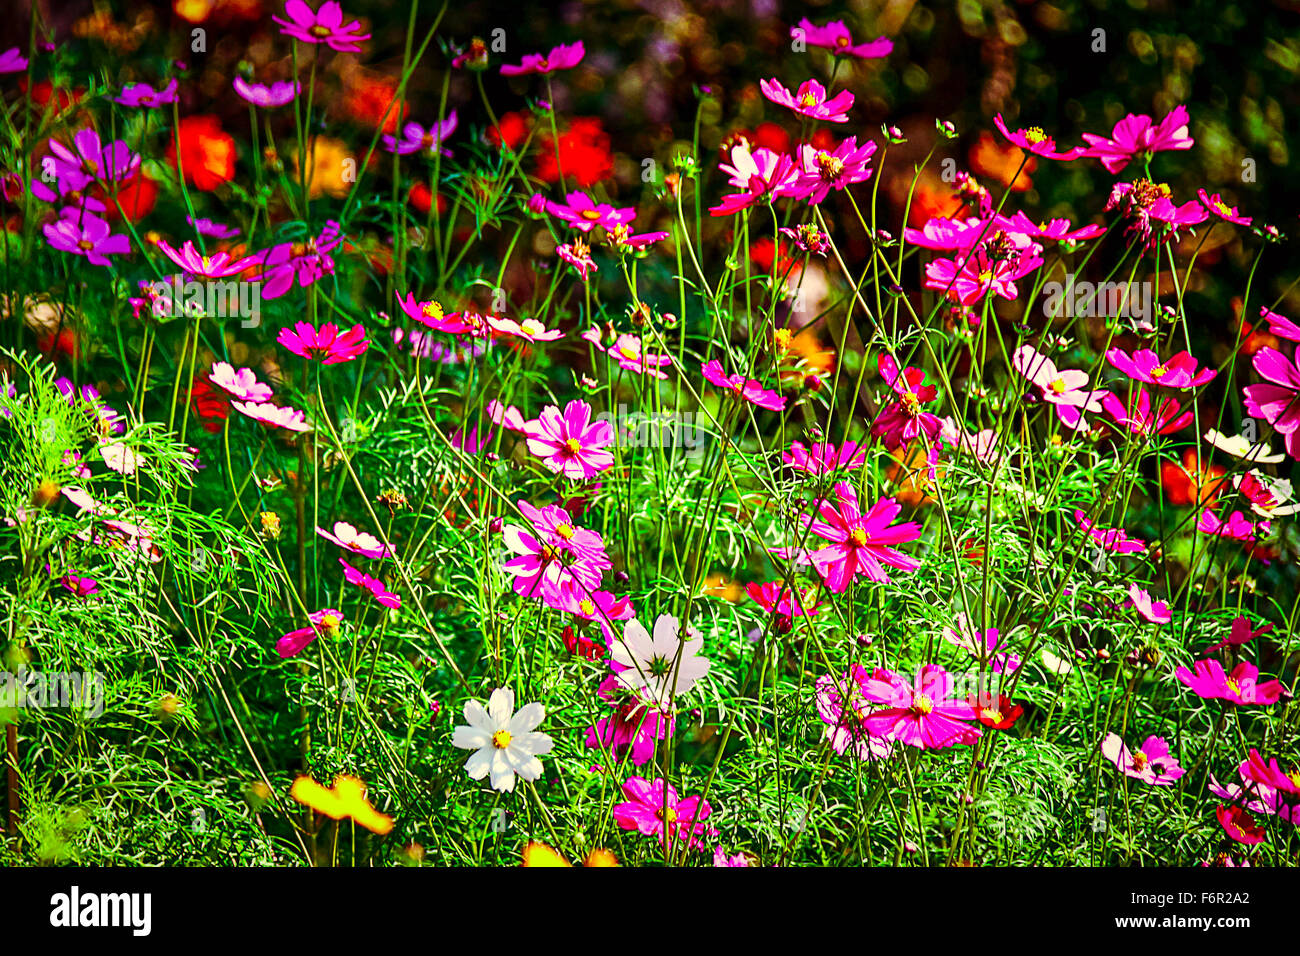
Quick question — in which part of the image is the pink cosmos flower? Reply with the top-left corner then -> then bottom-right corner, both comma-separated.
1242,347 -> 1300,461
499,41 -> 585,76
612,776 -> 715,851
1106,347 -> 1215,388
1072,509 -> 1146,554
780,223 -> 831,256
46,129 -> 140,190
187,216 -> 240,238
790,137 -> 877,204
486,314 -> 563,343
1216,805 -> 1266,845
718,143 -> 799,193
250,221 -> 344,299
1242,749 -> 1300,797
1204,615 -> 1272,653
924,248 -> 1041,306
272,0 -> 371,53
799,482 -> 921,591
792,18 -> 892,58
558,583 -> 633,645
941,613 -> 1022,674
1106,179 -> 1208,248
1013,345 -> 1106,431
277,320 -> 369,365
1126,583 -> 1171,624
870,353 -> 942,451
1259,306 -> 1300,344
557,240 -> 598,282
382,115 -> 458,158
606,335 -> 672,379
585,675 -> 674,767
759,77 -> 854,123
708,152 -> 799,216
316,520 -> 394,559
1175,659 -> 1289,707
1002,211 -> 1106,242
815,665 -> 894,761
1080,105 -> 1194,174
859,665 -> 981,749
502,510 -> 610,607
1209,766 -> 1295,823
231,400 -> 311,432
745,581 -> 821,634
277,608 -> 343,658
700,359 -> 786,411
713,847 -> 752,867
938,418 -> 1000,463
1233,471 -> 1300,518
1197,189 -> 1251,226
537,191 -> 635,232
523,400 -> 615,480
993,114 -> 1083,160
157,239 -> 257,279
487,400 -> 528,433
1101,733 -> 1184,785
608,224 -> 670,251
1099,388 -> 1192,436
43,212 -> 130,267
394,295 -> 480,335
1197,509 -> 1269,542
61,573 -> 101,598
233,77 -> 300,108
782,440 -> 867,475
115,79 -> 178,108
0,47 -> 27,73
339,557 -> 400,609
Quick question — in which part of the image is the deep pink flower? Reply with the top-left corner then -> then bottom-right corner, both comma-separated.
993,114 -> 1084,160
1106,347 -> 1215,388
759,77 -> 853,123
745,581 -> 821,634
250,220 -> 344,299
815,665 -> 894,761
537,191 -> 635,233
1106,179 -> 1208,248
187,216 -> 240,238
487,400 -> 528,433
1100,387 -> 1192,436
606,335 -> 671,379
115,79 -> 178,108
799,482 -> 921,591
499,41 -> 584,77
612,776 -> 715,851
1126,583 -> 1171,624
523,400 -> 615,480
1259,306 -> 1300,343
1197,189 -> 1251,226
1197,509 -> 1269,542
870,353 -> 942,451
1080,105 -> 1194,174
1013,345 -> 1106,431
0,47 -> 27,73
209,362 -> 272,403
859,665 -> 981,749
485,314 -> 563,343
941,613 -> 1021,674
557,240 -> 598,282
1242,749 -> 1300,797
61,573 -> 101,598
157,239 -> 257,279
1175,658 -> 1288,707
782,440 -> 867,475
700,360 -> 786,411
1002,211 -> 1106,242
272,0 -> 371,53
46,129 -> 140,190
277,608 -> 343,658
316,521 -> 393,559
790,137 -> 876,204
382,115 -> 458,157
1101,733 -> 1184,785
1072,509 -> 1146,554
43,211 -> 130,267
609,225 -> 670,251
1216,805 -> 1266,845
1242,347 -> 1300,460
278,320 -> 369,364
1205,615 -> 1272,653
232,77 -> 300,108
502,508 -> 610,608
709,152 -> 799,216
339,557 -> 400,609
924,248 -> 1041,306
585,675 -> 673,767
792,18 -> 892,58
558,584 -> 633,645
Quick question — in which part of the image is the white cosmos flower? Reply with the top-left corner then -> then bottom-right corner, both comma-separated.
611,614 -> 710,708
451,688 -> 553,793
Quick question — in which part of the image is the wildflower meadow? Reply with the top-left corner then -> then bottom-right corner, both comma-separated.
0,0 -> 1297,899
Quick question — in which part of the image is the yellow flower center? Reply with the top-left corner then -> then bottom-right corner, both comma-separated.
977,270 -> 995,285
492,730 -> 512,749
1024,127 -> 1046,144
422,301 -> 444,321
580,209 -> 602,221
1049,377 -> 1068,394
1226,678 -> 1240,694
77,239 -> 94,251
618,345 -> 640,360
1131,751 -> 1149,771
555,523 -> 575,540
308,24 -> 333,38
798,92 -> 818,108
319,613 -> 341,632
521,319 -> 544,335
655,806 -> 678,825
836,36 -> 849,47
981,707 -> 1003,723
1150,365 -> 1168,378
848,528 -> 868,547
579,599 -> 595,616
563,437 -> 583,455
815,152 -> 844,181
1214,200 -> 1233,217
912,693 -> 934,716
774,329 -> 794,350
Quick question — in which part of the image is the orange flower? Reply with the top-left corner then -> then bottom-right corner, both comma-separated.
969,131 -> 1035,192
343,71 -> 408,135
886,444 -> 941,507
1161,448 -> 1226,507
97,174 -> 158,222
291,135 -> 355,200
521,841 -> 619,867
290,774 -> 394,835
166,115 -> 236,191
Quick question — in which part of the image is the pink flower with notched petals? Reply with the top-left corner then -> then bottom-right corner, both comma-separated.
1013,344 -> 1107,432
1216,806 -> 1267,845
43,212 -> 130,267
339,558 -> 400,609
272,0 -> 371,53
1242,749 -> 1300,797
557,240 -> 598,282
382,115 -> 458,158
1080,105 -> 1194,174
277,608 -> 343,659
47,129 -> 140,191
536,191 -> 635,233
487,399 -> 528,433
1101,733 -> 1184,785
1175,658 -> 1289,707
209,362 -> 272,403
606,334 -> 672,379
745,581 -> 821,634
924,248 -> 1041,306
502,509 -> 610,608
486,314 -> 563,343
759,77 -> 854,123
1205,615 -> 1272,653
799,482 -> 921,591
1197,509 -> 1269,542
1100,387 -> 1192,436
0,47 -> 27,73
792,19 -> 892,59
709,153 -> 799,217
230,400 -> 312,432
233,77 -> 300,108
1243,347 -> 1300,461
277,320 -> 369,364
585,675 -> 674,767
612,776 -> 715,851
1106,179 -> 1208,249
941,613 -> 1021,674
523,400 -> 615,480
1106,347 -> 1215,388
1125,583 -> 1171,624
499,41 -> 584,76
250,220 -> 344,299
815,666 -> 894,761
700,359 -> 786,411
870,353 -> 942,451
1002,211 -> 1106,242
115,79 -> 178,108
782,440 -> 867,475
789,137 -> 877,204
1197,189 -> 1251,226
718,143 -> 800,194
157,239 -> 257,279
993,114 -> 1084,161
316,520 -> 393,559
1072,509 -> 1146,554
859,665 -> 981,750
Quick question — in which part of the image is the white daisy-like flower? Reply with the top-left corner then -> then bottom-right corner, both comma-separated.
611,614 -> 710,707
99,441 -> 143,476
451,688 -> 553,793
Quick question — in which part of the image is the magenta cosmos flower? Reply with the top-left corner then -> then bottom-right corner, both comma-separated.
339,557 -> 400,609
924,248 -> 1042,306
115,78 -> 178,108
1106,179 -> 1208,248
557,239 -> 598,282
993,114 -> 1084,161
316,520 -> 393,559
700,359 -> 786,411
799,482 -> 921,591
251,220 -> 344,299
536,191 -> 636,233
1126,583 -> 1171,624
1243,347 -> 1300,461
1072,509 -> 1146,554
1101,733 -> 1184,786
782,440 -> 866,475
47,129 -> 140,191
790,137 -> 877,205
209,362 -> 272,403
232,400 -> 311,432
815,666 -> 894,761
1216,806 -> 1267,845
382,115 -> 458,158
43,212 -> 130,267
273,0 -> 371,53
1205,615 -> 1271,653
1106,347 -> 1215,388
501,504 -> 610,607
870,353 -> 943,451
859,665 -> 981,749
0,47 -> 27,73
277,608 -> 342,658
585,675 -> 674,767
1197,189 -> 1251,226
792,18 -> 892,58
1197,509 -> 1269,542
1080,105 -> 1194,174
500,41 -> 585,76
523,400 -> 615,480
745,581 -> 821,634
941,613 -> 1022,674
157,239 -> 257,279
187,216 -> 240,238
1175,659 -> 1288,707
1013,344 -> 1106,431
1100,387 -> 1192,436
233,77 -> 300,108
759,77 -> 853,123
278,320 -> 369,365
612,776 -> 715,851
709,151 -> 799,216
606,334 -> 672,379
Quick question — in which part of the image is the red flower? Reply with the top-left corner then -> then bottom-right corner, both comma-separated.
562,625 -> 605,660
969,694 -> 1024,729
407,182 -> 447,217
536,117 -> 613,187
489,110 -> 530,153
166,115 -> 236,192
749,121 -> 791,154
190,377 -> 230,433
1216,805 -> 1267,845
1161,448 -> 1226,507
96,174 -> 158,222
